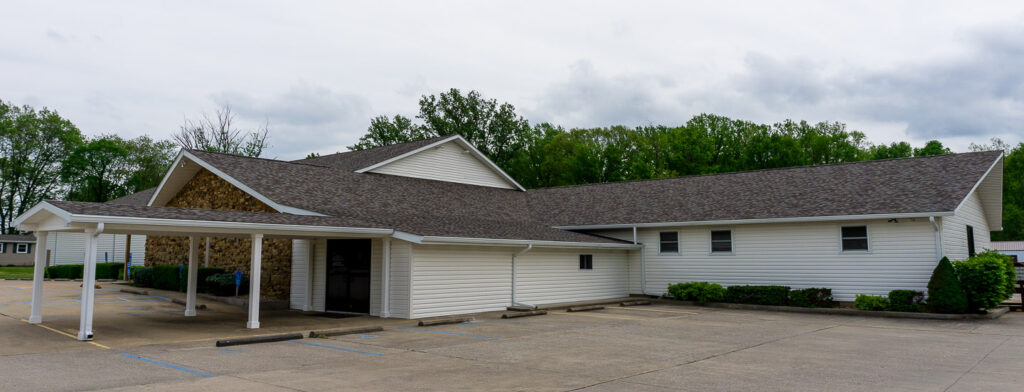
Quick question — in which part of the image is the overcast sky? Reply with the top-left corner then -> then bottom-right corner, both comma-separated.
3,1 -> 1023,159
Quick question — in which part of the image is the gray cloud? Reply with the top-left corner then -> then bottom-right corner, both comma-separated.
211,83 -> 371,159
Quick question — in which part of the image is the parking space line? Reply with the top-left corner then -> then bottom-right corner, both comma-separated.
610,307 -> 699,315
395,327 -> 500,340
551,311 -> 646,321
21,321 -> 110,349
119,354 -> 214,377
289,340 -> 384,356
492,319 -> 585,329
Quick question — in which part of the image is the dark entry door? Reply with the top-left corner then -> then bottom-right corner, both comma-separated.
325,239 -> 371,313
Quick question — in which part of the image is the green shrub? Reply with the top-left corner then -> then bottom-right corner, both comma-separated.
724,285 -> 791,305
205,273 -> 249,297
954,251 -> 1015,310
94,263 -> 124,280
132,266 -> 153,287
927,257 -> 968,314
854,294 -> 889,311
176,267 -> 227,293
45,264 -> 83,279
152,265 -> 182,291
887,290 -> 925,312
788,288 -> 834,308
666,282 -> 726,303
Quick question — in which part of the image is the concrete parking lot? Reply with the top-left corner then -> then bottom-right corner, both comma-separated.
3,281 -> 1024,391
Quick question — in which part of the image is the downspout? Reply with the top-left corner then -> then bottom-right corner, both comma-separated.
929,216 -> 943,261
511,244 -> 534,309
634,225 -> 652,296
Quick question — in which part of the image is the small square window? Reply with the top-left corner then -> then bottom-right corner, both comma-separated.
710,230 -> 732,253
841,226 -> 869,252
579,254 -> 593,270
15,243 -> 30,254
966,225 -> 976,257
659,232 -> 679,253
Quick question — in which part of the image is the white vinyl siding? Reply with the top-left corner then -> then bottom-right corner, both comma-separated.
942,191 -> 992,261
289,239 -> 310,310
45,233 -> 146,266
516,248 -> 629,306
369,238 -> 383,316
387,240 -> 413,318
613,219 -> 937,302
311,238 -> 327,312
369,141 -> 516,189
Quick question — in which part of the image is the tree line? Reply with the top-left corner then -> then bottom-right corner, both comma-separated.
2,90 -> 1021,241
352,88 -> 1023,241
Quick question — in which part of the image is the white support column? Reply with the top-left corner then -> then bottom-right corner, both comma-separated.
29,231 -> 49,324
78,228 -> 99,341
381,237 -> 391,318
247,233 -> 263,329
303,239 -> 313,311
185,236 -> 199,317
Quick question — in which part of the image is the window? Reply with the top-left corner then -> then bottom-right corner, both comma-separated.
0,243 -> 5,253
659,232 -> 679,253
967,225 -> 976,257
841,226 -> 869,252
579,254 -> 593,270
710,230 -> 732,253
15,243 -> 29,254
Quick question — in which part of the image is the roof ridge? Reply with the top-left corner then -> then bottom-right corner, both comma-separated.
528,150 -> 1003,192
294,135 -> 453,162
187,149 -> 330,168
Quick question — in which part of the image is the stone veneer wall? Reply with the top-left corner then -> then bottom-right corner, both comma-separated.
145,169 -> 292,299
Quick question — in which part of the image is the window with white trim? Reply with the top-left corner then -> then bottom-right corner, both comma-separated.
841,226 -> 869,251
659,232 -> 679,253
15,243 -> 29,254
710,230 -> 732,253
579,254 -> 593,270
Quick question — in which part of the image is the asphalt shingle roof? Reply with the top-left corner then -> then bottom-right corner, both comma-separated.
0,234 -> 35,242
34,139 -> 1003,245
106,188 -> 156,206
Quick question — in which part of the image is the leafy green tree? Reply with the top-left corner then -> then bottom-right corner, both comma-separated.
992,143 -> 1023,241
61,135 -> 176,203
869,141 -> 913,160
0,100 -> 84,233
349,115 -> 429,150
123,136 -> 177,194
914,140 -> 952,157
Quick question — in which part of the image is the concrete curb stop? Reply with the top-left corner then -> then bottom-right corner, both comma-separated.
170,298 -> 207,310
567,305 -> 605,312
216,333 -> 304,347
418,316 -> 474,326
502,310 -> 548,319
308,326 -> 384,338
620,300 -> 651,307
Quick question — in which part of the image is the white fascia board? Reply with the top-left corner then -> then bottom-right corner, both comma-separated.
67,213 -> 393,236
552,211 -> 957,231
147,150 -> 186,206
953,153 -> 1003,215
417,235 -> 639,249
391,230 -> 424,243
12,201 -> 72,228
174,150 -> 326,216
354,135 -> 527,192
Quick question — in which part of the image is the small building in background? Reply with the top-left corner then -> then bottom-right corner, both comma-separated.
992,241 -> 1024,263
0,234 -> 36,266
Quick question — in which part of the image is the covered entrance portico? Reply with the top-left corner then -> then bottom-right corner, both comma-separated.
13,201 -> 392,341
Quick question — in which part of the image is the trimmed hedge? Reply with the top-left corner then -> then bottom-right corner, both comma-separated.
205,273 -> 249,297
152,265 -> 182,291
45,262 -> 124,280
954,251 -> 1015,310
132,266 -> 153,287
888,289 -> 925,312
142,265 -> 226,293
725,285 -> 791,305
854,294 -> 888,311
927,257 -> 968,314
788,288 -> 834,308
667,282 -> 726,303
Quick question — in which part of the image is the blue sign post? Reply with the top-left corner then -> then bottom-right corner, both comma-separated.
127,253 -> 132,279
234,270 -> 242,297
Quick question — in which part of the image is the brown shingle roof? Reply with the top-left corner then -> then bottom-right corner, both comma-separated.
0,234 -> 35,242
106,188 -> 156,206
527,151 -> 1003,226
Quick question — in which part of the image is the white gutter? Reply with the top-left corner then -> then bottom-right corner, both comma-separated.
511,244 -> 534,309
553,212 -> 956,231
417,236 -> 639,249
930,216 -> 943,261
